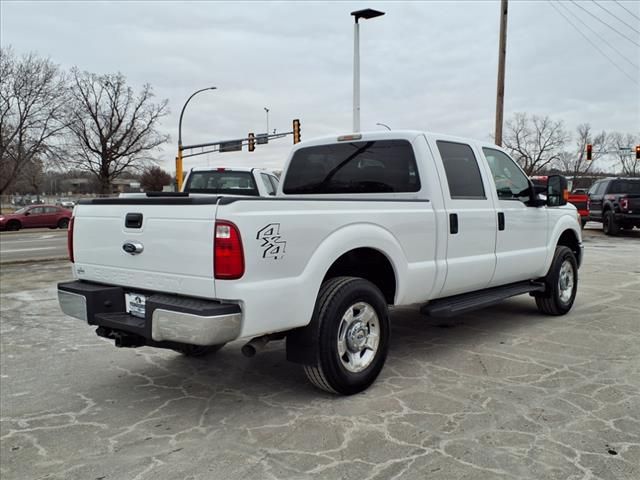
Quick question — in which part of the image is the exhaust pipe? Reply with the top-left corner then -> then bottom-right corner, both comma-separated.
241,333 -> 286,357
241,336 -> 271,357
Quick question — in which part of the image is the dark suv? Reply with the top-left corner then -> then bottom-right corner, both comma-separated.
587,178 -> 640,235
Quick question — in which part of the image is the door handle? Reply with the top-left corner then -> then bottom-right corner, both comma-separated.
498,212 -> 505,231
449,213 -> 459,234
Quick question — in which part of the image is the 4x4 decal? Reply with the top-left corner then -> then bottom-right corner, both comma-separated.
257,223 -> 287,259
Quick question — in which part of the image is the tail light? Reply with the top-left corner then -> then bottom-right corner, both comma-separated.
67,216 -> 75,263
214,220 -> 244,279
587,198 -> 591,211
620,197 -> 629,211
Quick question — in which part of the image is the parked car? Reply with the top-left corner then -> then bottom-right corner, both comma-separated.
182,167 -> 279,196
58,131 -> 582,395
0,205 -> 72,231
531,176 -> 589,228
57,198 -> 76,208
587,177 -> 640,235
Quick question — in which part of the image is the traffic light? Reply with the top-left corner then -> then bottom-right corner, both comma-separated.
248,132 -> 255,152
636,145 -> 640,160
586,144 -> 592,161
293,119 -> 301,144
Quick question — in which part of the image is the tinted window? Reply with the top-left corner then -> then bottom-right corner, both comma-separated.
608,180 -> 640,194
588,182 -> 601,195
437,141 -> 485,199
283,140 -> 420,194
30,207 -> 45,215
184,171 -> 259,196
261,173 -> 276,196
482,148 -> 530,201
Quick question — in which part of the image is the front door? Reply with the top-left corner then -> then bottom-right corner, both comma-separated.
431,140 -> 497,297
587,180 -> 606,221
481,148 -> 548,285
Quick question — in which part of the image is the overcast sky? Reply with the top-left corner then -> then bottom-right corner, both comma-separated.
2,0 -> 639,172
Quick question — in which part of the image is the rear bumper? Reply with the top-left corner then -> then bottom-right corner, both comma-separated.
615,212 -> 640,223
58,280 -> 241,347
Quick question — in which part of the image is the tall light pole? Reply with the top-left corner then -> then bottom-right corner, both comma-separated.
176,86 -> 217,190
264,107 -> 270,135
351,8 -> 385,133
494,0 -> 508,146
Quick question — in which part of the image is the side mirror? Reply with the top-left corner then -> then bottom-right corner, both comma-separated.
547,175 -> 568,207
24,211 -> 31,216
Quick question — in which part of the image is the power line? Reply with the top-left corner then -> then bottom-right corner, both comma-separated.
591,0 -> 640,35
568,0 -> 640,48
564,2 -> 639,69
549,1 -> 639,85
613,0 -> 640,23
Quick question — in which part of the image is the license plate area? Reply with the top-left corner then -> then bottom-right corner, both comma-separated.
125,292 -> 146,318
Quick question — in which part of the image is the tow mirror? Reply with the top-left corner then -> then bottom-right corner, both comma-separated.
547,175 -> 568,207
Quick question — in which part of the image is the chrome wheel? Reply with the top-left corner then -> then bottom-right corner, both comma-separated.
336,301 -> 380,373
558,260 -> 574,304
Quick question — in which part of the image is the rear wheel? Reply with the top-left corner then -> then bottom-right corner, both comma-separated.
6,220 -> 20,231
303,276 -> 389,395
57,218 -> 69,229
603,211 -> 619,236
535,246 -> 578,315
172,343 -> 224,357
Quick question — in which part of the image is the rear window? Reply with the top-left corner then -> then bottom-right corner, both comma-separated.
608,180 -> 640,194
282,140 -> 420,194
184,171 -> 259,196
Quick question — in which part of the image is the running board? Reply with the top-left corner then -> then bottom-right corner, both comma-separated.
421,281 -> 546,318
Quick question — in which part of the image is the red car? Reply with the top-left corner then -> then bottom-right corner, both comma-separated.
0,205 -> 72,231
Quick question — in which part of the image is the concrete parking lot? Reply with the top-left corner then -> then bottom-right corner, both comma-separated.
1,227 -> 639,480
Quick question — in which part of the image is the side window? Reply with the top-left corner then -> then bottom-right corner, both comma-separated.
30,207 -> 44,215
45,207 -> 58,214
436,141 -> 485,199
261,173 -> 276,196
482,148 -> 531,201
269,175 -> 279,192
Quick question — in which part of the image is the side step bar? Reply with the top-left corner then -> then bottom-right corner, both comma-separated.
421,281 -> 546,318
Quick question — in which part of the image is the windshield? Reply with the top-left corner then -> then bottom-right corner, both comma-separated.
184,171 -> 259,196
13,207 -> 28,214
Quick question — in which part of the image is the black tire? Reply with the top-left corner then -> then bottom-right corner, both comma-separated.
6,220 -> 21,231
303,276 -> 390,395
580,218 -> 587,229
57,218 -> 69,229
172,343 -> 224,357
603,211 -> 619,236
535,246 -> 578,316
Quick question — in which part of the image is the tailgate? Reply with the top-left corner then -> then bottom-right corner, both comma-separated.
73,200 -> 218,299
627,195 -> 640,211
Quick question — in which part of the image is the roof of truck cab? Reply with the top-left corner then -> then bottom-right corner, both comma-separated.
189,166 -> 273,173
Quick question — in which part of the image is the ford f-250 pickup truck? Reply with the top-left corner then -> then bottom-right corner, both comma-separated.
58,131 -> 583,395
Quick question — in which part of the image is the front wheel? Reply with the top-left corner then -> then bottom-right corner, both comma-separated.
6,220 -> 20,231
535,246 -> 578,315
303,276 -> 390,395
57,218 -> 69,229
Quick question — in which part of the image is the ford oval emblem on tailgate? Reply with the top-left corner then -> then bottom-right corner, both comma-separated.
122,241 -> 144,255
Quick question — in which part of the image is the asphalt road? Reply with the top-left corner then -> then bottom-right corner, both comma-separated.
0,229 -> 68,264
0,228 -> 639,480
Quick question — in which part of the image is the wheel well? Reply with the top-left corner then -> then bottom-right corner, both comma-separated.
7,219 -> 20,226
323,248 -> 396,304
557,230 -> 581,266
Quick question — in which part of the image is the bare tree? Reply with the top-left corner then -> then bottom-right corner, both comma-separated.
558,123 -> 607,178
140,166 -> 172,192
64,69 -> 169,193
0,47 -> 67,195
502,112 -> 569,175
609,132 -> 640,176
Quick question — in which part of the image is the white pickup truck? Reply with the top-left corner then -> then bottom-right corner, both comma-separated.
182,166 -> 280,197
58,131 -> 583,395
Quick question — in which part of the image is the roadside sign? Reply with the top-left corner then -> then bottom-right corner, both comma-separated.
219,140 -> 243,152
257,133 -> 269,145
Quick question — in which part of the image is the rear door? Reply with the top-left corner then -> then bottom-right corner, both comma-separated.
481,147 -> 548,285
431,140 -> 497,297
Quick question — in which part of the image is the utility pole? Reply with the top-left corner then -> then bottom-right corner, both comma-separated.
494,0 -> 508,146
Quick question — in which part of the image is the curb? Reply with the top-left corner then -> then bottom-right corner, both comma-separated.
0,257 -> 69,266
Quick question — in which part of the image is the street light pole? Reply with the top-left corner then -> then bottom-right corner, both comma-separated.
264,107 -> 270,136
376,122 -> 391,130
351,8 -> 385,133
176,86 -> 217,190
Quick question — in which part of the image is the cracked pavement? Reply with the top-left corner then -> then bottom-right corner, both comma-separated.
1,227 -> 639,479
